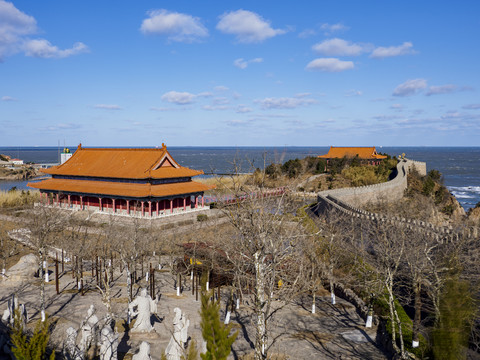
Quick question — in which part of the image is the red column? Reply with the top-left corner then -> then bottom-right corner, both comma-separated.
67,194 -> 71,208
80,196 -> 83,210
183,197 -> 186,211
201,196 -> 204,207
170,199 -> 173,214
46,193 -> 50,205
113,199 -> 116,213
148,201 -> 152,217
56,193 -> 59,207
99,197 -> 102,211
156,201 -> 159,216
195,196 -> 198,209
141,201 -> 144,217
126,200 -> 130,215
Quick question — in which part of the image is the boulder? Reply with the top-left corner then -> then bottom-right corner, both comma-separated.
3,254 -> 38,283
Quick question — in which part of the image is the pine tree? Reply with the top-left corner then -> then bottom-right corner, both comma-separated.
10,309 -> 55,360
200,284 -> 237,360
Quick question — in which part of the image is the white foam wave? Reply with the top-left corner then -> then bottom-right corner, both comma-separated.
448,186 -> 480,193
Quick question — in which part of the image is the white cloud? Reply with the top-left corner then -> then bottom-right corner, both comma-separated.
1,95 -> 17,101
426,84 -> 457,96
306,58 -> 354,72
0,0 -> 88,60
370,42 -> 415,59
23,39 -> 88,58
462,104 -> 480,110
236,105 -> 253,113
312,38 -> 368,56
256,95 -> 317,109
390,103 -> 404,110
0,0 -> 36,58
345,89 -> 363,97
214,85 -> 229,92
161,91 -> 196,105
233,57 -> 263,69
203,105 -> 229,111
217,10 -> 285,43
94,104 -> 122,110
320,23 -> 348,34
140,9 -> 208,42
393,79 -> 427,97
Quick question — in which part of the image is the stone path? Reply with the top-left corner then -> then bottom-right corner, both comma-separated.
0,255 -> 388,359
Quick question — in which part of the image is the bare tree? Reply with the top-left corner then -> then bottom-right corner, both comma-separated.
24,204 -> 66,321
220,169 -> 309,360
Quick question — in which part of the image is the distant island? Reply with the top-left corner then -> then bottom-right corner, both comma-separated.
0,154 -> 40,181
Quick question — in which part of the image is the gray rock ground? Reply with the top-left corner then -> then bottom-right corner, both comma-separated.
0,254 -> 387,359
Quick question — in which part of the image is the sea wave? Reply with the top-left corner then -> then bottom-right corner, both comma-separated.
448,186 -> 480,193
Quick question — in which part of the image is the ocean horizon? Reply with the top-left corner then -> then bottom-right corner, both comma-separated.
1,146 -> 479,211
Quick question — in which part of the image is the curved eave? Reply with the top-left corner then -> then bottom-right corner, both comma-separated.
28,178 -> 214,198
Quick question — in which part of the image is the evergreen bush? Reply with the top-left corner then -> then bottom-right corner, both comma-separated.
200,278 -> 237,360
10,310 -> 55,360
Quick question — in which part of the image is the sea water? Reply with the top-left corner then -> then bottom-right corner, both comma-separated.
1,146 -> 479,211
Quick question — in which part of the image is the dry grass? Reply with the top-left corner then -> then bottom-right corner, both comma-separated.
0,189 -> 40,208
196,175 -> 251,193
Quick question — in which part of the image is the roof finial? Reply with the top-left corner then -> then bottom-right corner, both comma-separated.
78,143 -> 82,150
162,143 -> 166,150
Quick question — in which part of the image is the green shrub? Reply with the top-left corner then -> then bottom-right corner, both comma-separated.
422,177 -> 435,196
197,214 -> 208,222
10,310 -> 55,360
432,277 -> 475,360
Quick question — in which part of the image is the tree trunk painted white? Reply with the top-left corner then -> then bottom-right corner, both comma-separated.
44,261 -> 49,282
224,311 -> 231,325
176,285 -> 181,296
190,270 -> 193,280
236,298 -> 240,310
312,292 -> 316,314
365,315 -> 373,328
1,268 -> 5,275
145,272 -> 149,282
77,280 -> 82,290
206,281 -> 209,291
331,291 -> 336,305
254,251 -> 267,360
41,309 -> 45,322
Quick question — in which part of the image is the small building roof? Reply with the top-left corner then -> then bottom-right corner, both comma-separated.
42,143 -> 203,180
318,146 -> 387,160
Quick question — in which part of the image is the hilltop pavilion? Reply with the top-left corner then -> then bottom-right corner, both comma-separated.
318,146 -> 387,165
28,144 -> 213,218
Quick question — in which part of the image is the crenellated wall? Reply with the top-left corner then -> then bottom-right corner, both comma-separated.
317,159 -> 426,207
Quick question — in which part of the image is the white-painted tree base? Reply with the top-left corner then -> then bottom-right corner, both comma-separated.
206,281 -> 209,291
312,304 -> 316,314
224,311 -> 231,324
236,298 -> 240,310
77,281 -> 81,290
177,286 -> 180,296
190,271 -> 193,280
45,272 -> 49,283
145,272 -> 149,282
2,268 -> 5,275
331,292 -> 336,305
41,310 -> 45,322
365,315 -> 373,328
412,340 -> 419,348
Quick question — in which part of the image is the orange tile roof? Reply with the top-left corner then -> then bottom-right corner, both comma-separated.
318,146 -> 387,160
28,178 -> 213,198
41,144 -> 203,179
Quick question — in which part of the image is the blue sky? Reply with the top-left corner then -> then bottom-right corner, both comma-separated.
1,0 -> 479,147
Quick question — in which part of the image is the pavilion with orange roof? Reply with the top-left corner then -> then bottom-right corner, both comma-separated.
318,146 -> 387,165
28,144 -> 214,218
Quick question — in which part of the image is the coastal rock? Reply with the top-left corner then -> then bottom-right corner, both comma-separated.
3,254 -> 38,283
467,206 -> 480,225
